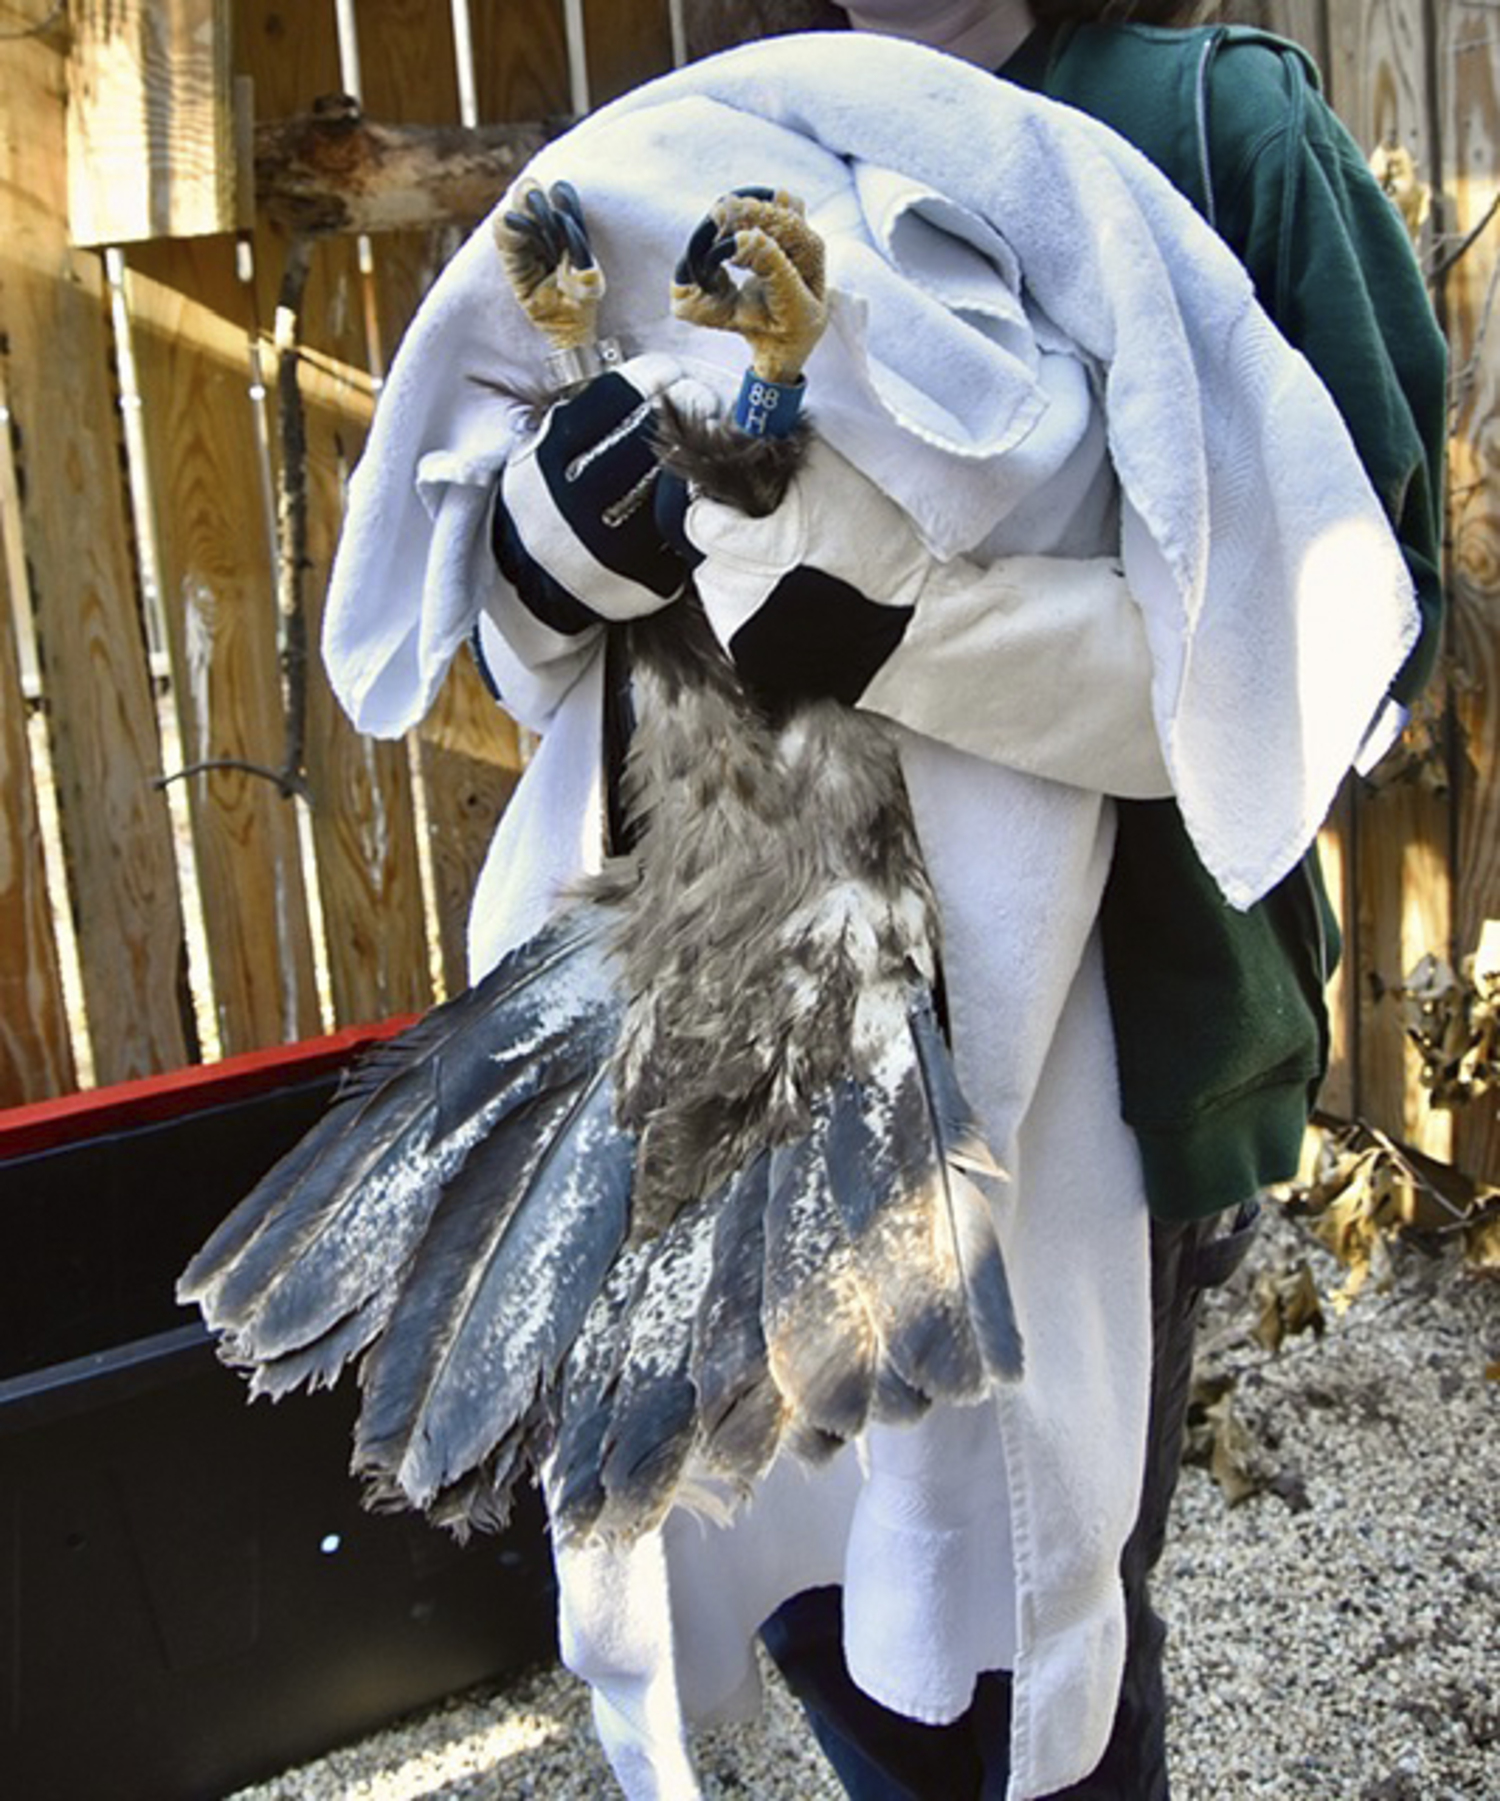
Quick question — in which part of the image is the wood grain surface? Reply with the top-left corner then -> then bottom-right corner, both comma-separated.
1,21 -> 194,1086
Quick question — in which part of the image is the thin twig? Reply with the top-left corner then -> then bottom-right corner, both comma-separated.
1427,186 -> 1500,283
276,236 -> 315,793
156,757 -> 309,799
1448,243 -> 1500,424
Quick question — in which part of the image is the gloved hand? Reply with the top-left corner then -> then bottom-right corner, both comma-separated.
495,352 -> 709,633
659,437 -> 927,714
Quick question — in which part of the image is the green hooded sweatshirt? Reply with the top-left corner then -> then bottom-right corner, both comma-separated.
1003,22 -> 1447,1219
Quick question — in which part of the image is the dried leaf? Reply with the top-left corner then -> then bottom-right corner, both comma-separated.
1186,1374 -> 1269,1506
1465,1211 -> 1500,1273
1370,140 -> 1431,244
1252,1261 -> 1325,1353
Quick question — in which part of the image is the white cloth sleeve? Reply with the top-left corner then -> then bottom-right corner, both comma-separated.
860,553 -> 1173,800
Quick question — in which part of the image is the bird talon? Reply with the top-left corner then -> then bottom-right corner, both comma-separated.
495,176 -> 606,352
672,186 -> 829,384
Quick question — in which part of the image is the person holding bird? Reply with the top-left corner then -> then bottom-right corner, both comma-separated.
183,4 -> 1444,1798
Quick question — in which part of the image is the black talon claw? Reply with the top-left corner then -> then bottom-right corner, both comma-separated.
702,236 -> 738,278
506,181 -> 598,278
685,215 -> 719,270
676,187 -> 796,293
551,180 -> 588,230
524,188 -> 564,260
679,213 -> 741,291
557,209 -> 596,272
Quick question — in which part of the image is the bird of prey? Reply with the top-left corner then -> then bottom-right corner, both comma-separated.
179,182 -> 1021,1548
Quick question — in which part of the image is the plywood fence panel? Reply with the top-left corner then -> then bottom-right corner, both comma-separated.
0,23 -> 194,1087
1440,0 -> 1500,1184
128,234 -> 322,1053
0,448 -> 74,1105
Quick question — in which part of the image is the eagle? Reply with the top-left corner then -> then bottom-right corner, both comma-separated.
178,181 -> 1021,1549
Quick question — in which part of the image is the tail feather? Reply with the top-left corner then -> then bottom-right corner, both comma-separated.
355,1066 -> 634,1512
178,906 -> 607,1311
593,1199 -> 720,1539
762,1110 -> 879,1443
689,1153 -> 785,1484
246,1296 -> 389,1401
182,911 -> 621,1370
351,1084 -> 588,1459
908,999 -> 1022,1382
824,994 -> 1006,1406
546,1245 -> 653,1541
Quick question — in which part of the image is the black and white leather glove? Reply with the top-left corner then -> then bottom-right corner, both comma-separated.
662,437 -> 1174,796
495,352 -> 713,634
659,436 -> 923,714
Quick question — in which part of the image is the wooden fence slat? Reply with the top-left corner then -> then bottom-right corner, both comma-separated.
583,0 -> 675,106
1320,0 -> 1453,1159
67,0 -> 236,247
0,418 -> 75,1104
296,338 -> 433,1026
360,0 -> 524,995
301,390 -> 433,1025
236,0 -> 432,1027
1,25 -> 193,1087
1315,801 -> 1355,1119
1323,0 -> 1435,190
1217,0 -> 1330,72
1441,0 -> 1500,1184
129,234 -> 323,1053
474,0 -> 572,124
234,0 -> 372,376
419,661 -> 524,993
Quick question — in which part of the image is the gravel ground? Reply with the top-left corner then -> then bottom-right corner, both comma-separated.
229,1212 -> 1497,1801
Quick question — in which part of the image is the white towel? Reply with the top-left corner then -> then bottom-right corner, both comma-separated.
323,30 -> 1417,909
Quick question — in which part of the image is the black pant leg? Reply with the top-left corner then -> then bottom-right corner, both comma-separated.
760,1586 -> 990,1800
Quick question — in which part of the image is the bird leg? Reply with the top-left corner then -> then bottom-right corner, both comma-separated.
671,186 -> 828,384
493,177 -> 613,390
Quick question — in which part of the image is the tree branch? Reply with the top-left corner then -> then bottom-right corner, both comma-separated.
254,97 -> 562,235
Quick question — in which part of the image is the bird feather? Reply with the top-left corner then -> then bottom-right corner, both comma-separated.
545,1243 -> 654,1540
688,1152 -> 786,1486
183,909 -> 621,1372
354,1064 -> 634,1512
761,1108 -> 879,1443
591,1198 -> 720,1540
